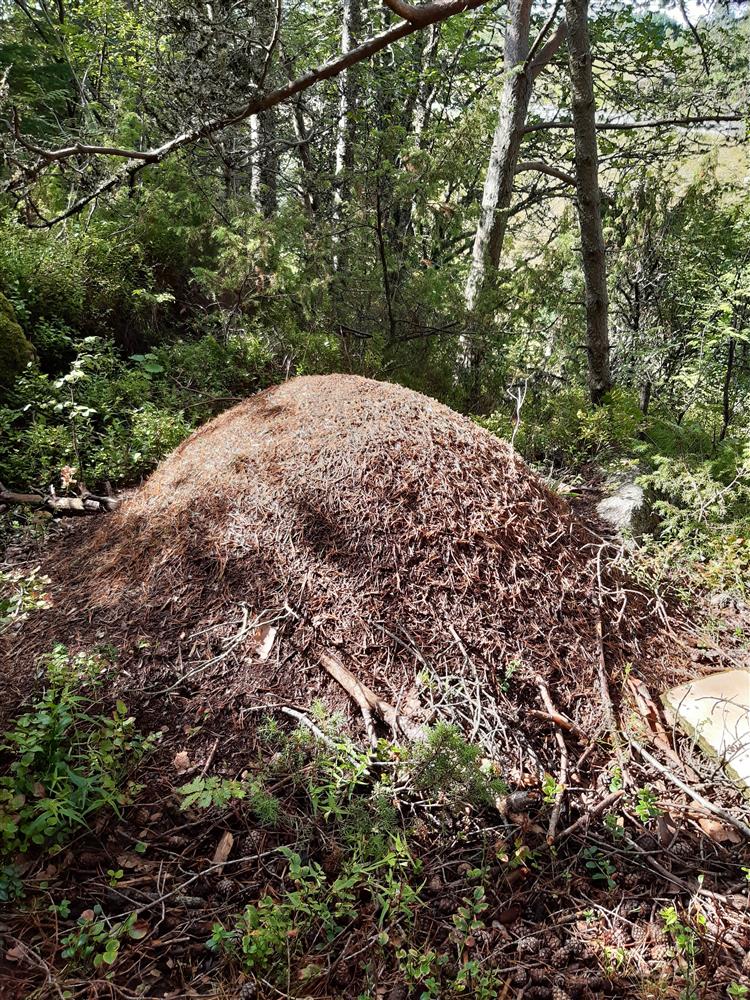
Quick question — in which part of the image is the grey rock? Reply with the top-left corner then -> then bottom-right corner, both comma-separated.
596,481 -> 647,537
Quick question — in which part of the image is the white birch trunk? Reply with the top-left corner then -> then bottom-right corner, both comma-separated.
464,0 -> 533,312
333,0 -> 359,268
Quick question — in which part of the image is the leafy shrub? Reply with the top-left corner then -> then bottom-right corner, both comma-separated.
0,338 -> 193,491
0,645 -> 155,854
408,723 -> 505,810
481,386 -> 643,466
637,438 -> 750,595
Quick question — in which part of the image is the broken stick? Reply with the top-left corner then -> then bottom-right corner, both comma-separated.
320,649 -> 421,747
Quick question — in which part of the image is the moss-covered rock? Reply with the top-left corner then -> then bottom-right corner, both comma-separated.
0,292 -> 35,389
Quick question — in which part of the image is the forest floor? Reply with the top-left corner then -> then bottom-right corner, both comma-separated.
1,376 -> 749,999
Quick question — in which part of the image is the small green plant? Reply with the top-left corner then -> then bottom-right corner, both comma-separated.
0,645 -> 154,854
452,885 -> 488,942
728,984 -> 749,999
661,904 -> 705,962
396,946 -> 447,1000
582,846 -> 617,890
61,907 -> 147,970
0,864 -> 25,902
0,567 -> 50,631
177,774 -> 280,822
409,724 -> 505,810
661,903 -> 706,998
634,785 -> 661,822
542,773 -> 563,805
106,868 -> 124,887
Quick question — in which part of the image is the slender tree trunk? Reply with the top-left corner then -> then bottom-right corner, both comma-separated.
464,0 -> 532,312
464,4 -> 567,311
405,23 -> 440,245
564,0 -> 612,405
412,23 -> 440,147
719,336 -> 736,441
333,0 -> 360,269
290,97 -> 318,216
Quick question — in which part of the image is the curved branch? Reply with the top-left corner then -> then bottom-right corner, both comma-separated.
515,159 -> 576,185
11,0 -> 489,225
524,113 -> 744,133
383,0 -> 480,26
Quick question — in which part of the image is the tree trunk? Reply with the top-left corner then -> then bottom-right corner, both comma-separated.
719,336 -> 736,442
464,0 -> 532,312
564,0 -> 612,405
464,5 -> 567,312
333,0 -> 360,269
250,109 -> 279,217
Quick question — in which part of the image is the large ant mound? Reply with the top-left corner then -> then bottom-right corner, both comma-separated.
7,375 -> 657,743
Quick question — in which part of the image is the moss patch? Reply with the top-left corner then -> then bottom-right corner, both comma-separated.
0,292 -> 35,389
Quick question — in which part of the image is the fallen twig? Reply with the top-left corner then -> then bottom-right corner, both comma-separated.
0,484 -> 119,516
596,608 -> 631,786
557,789 -> 624,839
320,649 -> 421,746
630,739 -> 750,841
534,673 -> 568,842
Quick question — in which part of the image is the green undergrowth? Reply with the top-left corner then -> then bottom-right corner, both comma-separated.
0,333 -> 272,500
482,387 -> 750,599
0,641 -> 156,900
0,635 -> 743,996
182,715 -> 512,998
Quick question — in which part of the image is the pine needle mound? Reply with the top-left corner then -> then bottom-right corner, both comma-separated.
10,375 -> 649,740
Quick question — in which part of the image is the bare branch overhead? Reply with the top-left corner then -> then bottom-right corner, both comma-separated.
10,0 -> 490,226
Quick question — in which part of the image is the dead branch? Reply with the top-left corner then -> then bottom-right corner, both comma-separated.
630,739 -> 750,841
528,708 -> 585,741
516,159 -> 576,186
596,609 -> 631,786
0,485 -> 119,516
524,113 -> 743,134
534,673 -> 568,843
557,788 -> 624,839
320,649 -> 421,746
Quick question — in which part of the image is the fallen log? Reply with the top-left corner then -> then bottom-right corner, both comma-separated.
0,484 -> 120,517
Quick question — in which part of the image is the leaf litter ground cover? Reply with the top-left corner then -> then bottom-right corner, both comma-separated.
1,375 -> 749,998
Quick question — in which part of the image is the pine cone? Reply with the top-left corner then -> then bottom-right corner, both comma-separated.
512,967 -> 529,986
215,876 -> 235,899
517,935 -> 541,955
630,922 -> 650,946
573,939 -> 597,961
650,941 -> 671,962
551,987 -> 571,1000
239,983 -> 257,1000
530,966 -> 548,984
611,923 -> 629,948
550,945 -> 573,967
670,839 -> 693,860
569,970 -> 606,991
